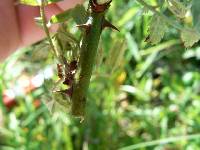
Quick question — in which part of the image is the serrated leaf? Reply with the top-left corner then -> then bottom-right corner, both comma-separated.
167,0 -> 187,18
32,41 -> 50,61
147,14 -> 167,45
181,28 -> 200,47
191,0 -> 200,32
42,94 -> 71,114
19,0 -> 63,6
42,80 -> 71,115
50,4 -> 87,24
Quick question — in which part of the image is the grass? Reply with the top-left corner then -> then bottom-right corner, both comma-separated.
0,0 -> 200,149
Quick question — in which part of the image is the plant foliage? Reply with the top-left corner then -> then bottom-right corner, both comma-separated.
1,0 -> 200,149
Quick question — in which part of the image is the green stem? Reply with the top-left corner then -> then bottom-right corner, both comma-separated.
40,1 -> 68,69
71,11 -> 106,117
40,0 -> 57,56
136,0 -> 182,30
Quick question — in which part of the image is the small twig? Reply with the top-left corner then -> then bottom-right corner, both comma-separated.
40,0 -> 58,56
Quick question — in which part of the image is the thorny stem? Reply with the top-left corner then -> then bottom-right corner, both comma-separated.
40,0 -> 113,117
71,2 -> 108,117
136,0 -> 183,30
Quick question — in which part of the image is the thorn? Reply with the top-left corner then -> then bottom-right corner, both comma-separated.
102,19 -> 120,32
57,64 -> 63,79
63,72 -> 74,85
63,78 -> 71,86
69,60 -> 78,71
76,24 -> 91,33
76,24 -> 90,29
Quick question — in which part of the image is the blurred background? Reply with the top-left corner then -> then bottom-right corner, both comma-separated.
1,0 -> 200,150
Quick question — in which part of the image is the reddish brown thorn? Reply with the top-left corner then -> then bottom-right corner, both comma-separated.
63,77 -> 73,86
69,60 -> 78,71
63,72 -> 74,86
63,79 -> 70,86
57,64 -> 63,79
102,19 -> 119,32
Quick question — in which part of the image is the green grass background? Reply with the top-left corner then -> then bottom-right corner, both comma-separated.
0,0 -> 200,149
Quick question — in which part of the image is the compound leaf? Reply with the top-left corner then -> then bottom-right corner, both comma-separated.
181,28 -> 200,47
167,0 -> 187,19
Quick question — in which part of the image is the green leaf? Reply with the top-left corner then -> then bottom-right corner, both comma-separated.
50,4 -> 87,24
54,24 -> 79,61
167,0 -> 187,18
18,0 -> 63,6
0,128 -> 18,147
32,41 -> 50,61
147,14 -> 167,45
191,0 -> 200,32
50,9 -> 72,24
71,4 -> 88,24
181,28 -> 200,47
126,33 -> 141,62
42,80 -> 71,115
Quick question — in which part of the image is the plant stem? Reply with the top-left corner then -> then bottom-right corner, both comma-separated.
40,1 -> 68,69
40,0 -> 57,56
136,0 -> 182,30
71,9 -> 106,117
